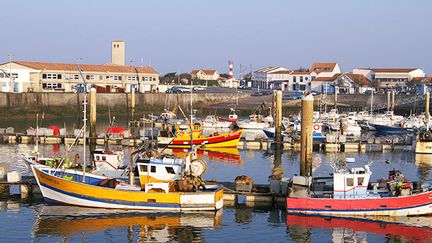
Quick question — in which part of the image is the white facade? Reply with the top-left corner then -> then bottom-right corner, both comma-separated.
353,68 -> 426,90
0,61 -> 159,93
252,67 -> 291,89
191,70 -> 220,81
0,63 -> 39,92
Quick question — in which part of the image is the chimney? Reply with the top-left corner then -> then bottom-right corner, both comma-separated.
111,40 -> 125,65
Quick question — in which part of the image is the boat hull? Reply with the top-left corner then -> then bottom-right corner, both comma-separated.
286,191 -> 432,216
32,166 -> 224,212
415,140 -> 432,154
372,124 -> 415,136
169,130 -> 243,148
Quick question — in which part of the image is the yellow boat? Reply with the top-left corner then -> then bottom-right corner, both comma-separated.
169,129 -> 243,148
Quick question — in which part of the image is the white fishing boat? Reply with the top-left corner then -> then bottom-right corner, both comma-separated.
202,115 -> 232,128
237,114 -> 270,130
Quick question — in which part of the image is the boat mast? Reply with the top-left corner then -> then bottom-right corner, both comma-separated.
190,79 -> 193,150
78,61 -> 87,183
370,90 -> 374,115
35,113 -> 39,154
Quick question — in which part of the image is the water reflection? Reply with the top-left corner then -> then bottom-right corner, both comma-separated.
33,205 -> 223,242
170,148 -> 242,164
286,214 -> 432,242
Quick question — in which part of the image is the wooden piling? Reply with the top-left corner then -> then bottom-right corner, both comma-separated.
387,90 -> 391,112
300,94 -> 314,176
129,148 -> 135,186
275,91 -> 283,145
426,92 -> 430,121
334,87 -> 338,109
131,88 -> 136,121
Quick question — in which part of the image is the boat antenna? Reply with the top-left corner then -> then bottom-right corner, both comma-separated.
190,78 -> 193,151
77,59 -> 88,183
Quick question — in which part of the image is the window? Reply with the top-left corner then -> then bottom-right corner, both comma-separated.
305,76 -> 308,81
42,73 -> 62,80
293,76 -> 297,82
42,83 -> 62,89
151,166 -> 156,173
96,156 -> 100,160
128,76 -> 137,81
165,167 -> 175,174
300,76 -> 304,82
106,75 -> 122,81
358,177 -> 364,186
102,156 -> 106,161
346,178 -> 354,187
86,75 -> 100,81
139,165 -> 148,172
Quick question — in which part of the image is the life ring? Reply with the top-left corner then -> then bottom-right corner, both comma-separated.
313,124 -> 320,131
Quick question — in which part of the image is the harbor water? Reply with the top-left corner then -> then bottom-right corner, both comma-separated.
1,144 -> 432,242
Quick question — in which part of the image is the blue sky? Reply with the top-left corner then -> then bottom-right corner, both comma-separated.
1,0 -> 431,75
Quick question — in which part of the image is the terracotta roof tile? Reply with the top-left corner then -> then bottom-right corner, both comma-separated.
310,62 -> 337,74
9,61 -> 158,74
290,71 -> 311,75
345,73 -> 372,86
191,69 -> 217,75
369,68 -> 418,73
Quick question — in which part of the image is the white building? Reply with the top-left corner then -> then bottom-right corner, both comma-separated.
335,73 -> 372,94
310,62 -> 341,78
353,68 -> 426,90
252,66 -> 291,89
0,61 -> 159,93
191,69 -> 220,81
310,62 -> 342,93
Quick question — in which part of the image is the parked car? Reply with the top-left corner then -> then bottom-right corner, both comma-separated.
261,90 -> 273,95
251,91 -> 264,96
283,92 -> 304,100
193,86 -> 206,91
238,85 -> 252,90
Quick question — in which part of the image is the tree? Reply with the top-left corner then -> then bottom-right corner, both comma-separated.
220,73 -> 230,78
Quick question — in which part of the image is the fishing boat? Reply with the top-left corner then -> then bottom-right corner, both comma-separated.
168,129 -> 243,148
202,115 -> 232,128
237,114 -> 270,130
264,122 -> 325,141
31,150 -> 224,211
286,163 -> 432,216
22,148 -> 129,179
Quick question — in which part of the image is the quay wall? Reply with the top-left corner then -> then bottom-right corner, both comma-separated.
0,92 -> 424,116
0,92 -> 249,114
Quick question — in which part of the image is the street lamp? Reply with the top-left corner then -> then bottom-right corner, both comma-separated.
8,54 -> 14,92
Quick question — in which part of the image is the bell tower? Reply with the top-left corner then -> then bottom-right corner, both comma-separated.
111,40 -> 125,65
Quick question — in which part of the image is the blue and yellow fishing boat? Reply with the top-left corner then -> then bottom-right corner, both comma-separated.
31,154 -> 224,211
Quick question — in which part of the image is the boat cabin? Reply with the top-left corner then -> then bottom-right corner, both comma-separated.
93,149 -> 125,170
333,165 -> 372,199
136,156 -> 184,188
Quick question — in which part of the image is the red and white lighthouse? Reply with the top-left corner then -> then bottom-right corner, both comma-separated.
229,60 -> 234,80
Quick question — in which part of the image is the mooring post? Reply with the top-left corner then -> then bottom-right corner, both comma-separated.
300,94 -> 314,176
129,148 -> 135,186
426,92 -> 430,123
334,86 -> 338,109
89,88 -> 97,169
387,90 -> 391,112
275,91 -> 283,146
131,88 -> 136,121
